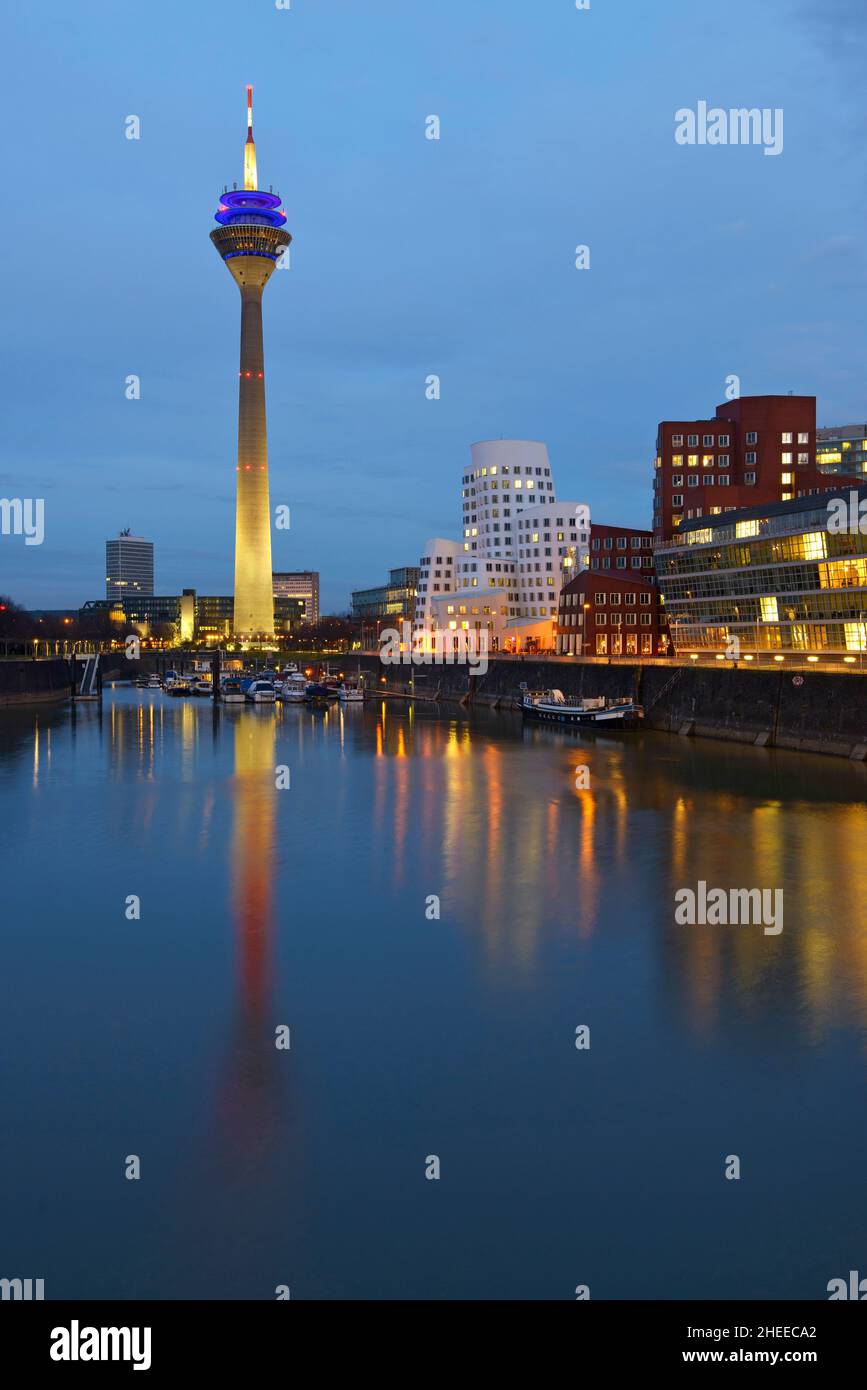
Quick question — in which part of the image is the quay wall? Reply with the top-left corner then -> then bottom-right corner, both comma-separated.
355,655 -> 867,760
0,659 -> 72,706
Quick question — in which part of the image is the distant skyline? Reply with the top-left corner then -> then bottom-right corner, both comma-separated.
3,0 -> 867,613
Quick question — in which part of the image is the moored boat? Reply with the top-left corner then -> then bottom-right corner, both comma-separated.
279,673 -> 309,703
166,678 -> 192,696
338,678 -> 364,703
521,689 -> 643,727
245,679 -> 276,704
221,678 -> 246,704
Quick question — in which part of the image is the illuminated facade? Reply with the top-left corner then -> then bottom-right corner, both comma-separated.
655,486 -> 867,659
413,441 -> 590,654
653,395 -> 861,542
272,571 -> 319,625
816,424 -> 867,477
211,87 -> 290,639
556,571 -> 668,658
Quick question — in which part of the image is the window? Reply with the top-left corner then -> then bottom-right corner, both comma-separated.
672,454 -> 683,467
688,476 -> 700,488
782,432 -> 793,444
617,557 -> 626,568
746,451 -> 757,465
672,474 -> 683,487
688,434 -> 699,447
594,593 -> 606,604
781,471 -> 793,485
688,454 -> 698,468
746,431 -> 758,445
702,454 -> 713,467
718,434 -> 730,447
718,475 -> 730,486
640,613 -> 651,626
604,538 -> 613,549
781,452 -> 792,465
596,634 -> 608,655
718,455 -> 729,467
672,434 -> 683,446
798,432 -> 809,445
672,493 -> 683,507
640,593 -> 651,604
610,612 -> 622,625
798,452 -> 809,466
626,612 -> 637,625
703,434 -> 714,447
610,592 -> 621,604
703,474 -> 715,485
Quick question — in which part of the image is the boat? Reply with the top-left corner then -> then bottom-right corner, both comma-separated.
162,669 -> 180,689
305,681 -> 331,706
166,678 -> 192,697
338,678 -> 364,703
279,672 -> 309,703
221,678 -> 246,705
191,678 -> 213,697
521,689 -> 643,727
146,673 -> 162,689
245,679 -> 277,704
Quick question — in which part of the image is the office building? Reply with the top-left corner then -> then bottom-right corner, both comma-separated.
105,532 -> 153,600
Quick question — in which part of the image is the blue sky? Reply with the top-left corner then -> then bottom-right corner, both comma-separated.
2,0 -> 866,612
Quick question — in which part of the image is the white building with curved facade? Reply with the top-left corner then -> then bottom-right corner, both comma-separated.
414,440 -> 590,654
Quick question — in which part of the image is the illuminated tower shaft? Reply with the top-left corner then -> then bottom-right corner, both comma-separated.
211,87 -> 290,639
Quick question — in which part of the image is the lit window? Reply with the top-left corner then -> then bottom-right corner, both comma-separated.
688,454 -> 698,467
761,596 -> 779,623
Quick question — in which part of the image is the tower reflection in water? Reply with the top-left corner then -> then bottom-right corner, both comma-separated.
219,711 -> 283,1166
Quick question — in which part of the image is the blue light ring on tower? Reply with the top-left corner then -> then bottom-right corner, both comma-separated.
215,189 -> 287,227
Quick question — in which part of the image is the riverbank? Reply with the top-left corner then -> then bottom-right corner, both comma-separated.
354,654 -> 867,761
0,658 -> 72,705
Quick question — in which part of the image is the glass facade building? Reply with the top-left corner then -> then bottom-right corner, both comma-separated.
655,486 -> 867,659
816,425 -> 867,477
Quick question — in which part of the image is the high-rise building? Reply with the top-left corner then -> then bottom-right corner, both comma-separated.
272,571 -> 320,625
211,87 -> 290,639
105,532 -> 153,600
415,440 -> 589,653
653,395 -> 861,542
816,424 -> 867,477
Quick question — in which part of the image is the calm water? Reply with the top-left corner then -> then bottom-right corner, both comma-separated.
1,689 -> 866,1300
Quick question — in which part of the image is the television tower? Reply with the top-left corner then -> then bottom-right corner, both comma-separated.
211,86 -> 290,640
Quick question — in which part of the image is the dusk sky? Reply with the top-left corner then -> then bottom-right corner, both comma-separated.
3,0 -> 866,612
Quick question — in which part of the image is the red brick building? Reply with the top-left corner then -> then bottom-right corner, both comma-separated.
653,394 -> 862,542
588,522 -> 655,575
556,569 -> 669,659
